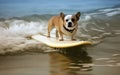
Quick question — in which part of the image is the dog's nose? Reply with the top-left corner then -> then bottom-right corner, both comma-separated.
68,22 -> 72,27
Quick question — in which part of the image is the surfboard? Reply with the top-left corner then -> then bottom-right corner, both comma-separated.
31,34 -> 92,48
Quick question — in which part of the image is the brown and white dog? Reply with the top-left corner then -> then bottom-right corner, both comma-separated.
47,12 -> 81,41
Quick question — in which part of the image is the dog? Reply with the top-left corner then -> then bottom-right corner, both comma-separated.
47,12 -> 81,41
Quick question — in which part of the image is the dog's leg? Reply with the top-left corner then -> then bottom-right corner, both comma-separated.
47,30 -> 50,38
56,30 -> 59,38
47,31 -> 50,38
59,32 -> 64,41
71,35 -> 76,41
47,24 -> 54,38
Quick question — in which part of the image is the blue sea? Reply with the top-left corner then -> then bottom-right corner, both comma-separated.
0,1 -> 120,75
0,0 -> 120,18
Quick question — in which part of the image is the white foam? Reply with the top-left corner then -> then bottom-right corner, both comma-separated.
98,7 -> 120,16
99,8 -> 115,12
88,7 -> 120,16
106,11 -> 120,16
84,15 -> 91,21
0,20 -> 48,54
117,8 -> 120,10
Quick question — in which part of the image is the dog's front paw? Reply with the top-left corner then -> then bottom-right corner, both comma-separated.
47,36 -> 50,38
59,39 -> 64,41
72,39 -> 76,41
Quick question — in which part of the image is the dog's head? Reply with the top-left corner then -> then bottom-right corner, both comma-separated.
60,12 -> 81,30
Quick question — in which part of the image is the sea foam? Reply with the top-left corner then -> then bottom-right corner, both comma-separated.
0,20 -> 47,55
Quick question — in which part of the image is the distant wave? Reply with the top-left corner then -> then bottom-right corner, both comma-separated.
88,6 -> 120,17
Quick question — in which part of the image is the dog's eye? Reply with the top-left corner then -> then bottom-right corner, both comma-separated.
66,19 -> 68,22
72,18 -> 75,22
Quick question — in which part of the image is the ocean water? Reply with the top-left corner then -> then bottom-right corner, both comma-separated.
0,0 -> 120,18
0,1 -> 120,75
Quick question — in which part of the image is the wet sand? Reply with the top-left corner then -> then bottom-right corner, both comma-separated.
0,54 -> 50,75
0,52 -> 120,75
0,36 -> 120,75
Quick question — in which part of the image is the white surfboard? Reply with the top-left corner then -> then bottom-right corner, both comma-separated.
31,34 -> 92,48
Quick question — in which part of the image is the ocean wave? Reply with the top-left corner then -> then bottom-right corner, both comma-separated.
0,19 -> 49,55
106,11 -> 120,16
87,6 -> 120,17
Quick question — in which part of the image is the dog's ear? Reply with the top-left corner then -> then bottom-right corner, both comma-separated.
75,12 -> 81,21
60,12 -> 65,20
